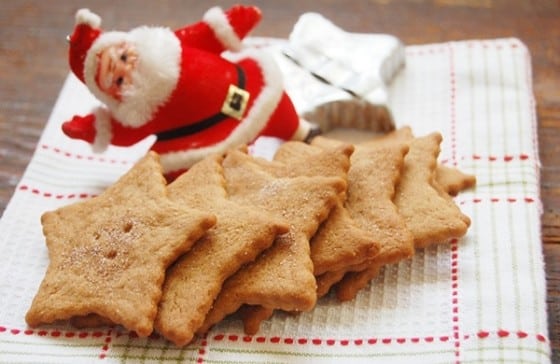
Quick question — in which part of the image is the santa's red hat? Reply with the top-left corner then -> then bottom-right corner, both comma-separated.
68,9 -> 102,83
67,6 -> 259,85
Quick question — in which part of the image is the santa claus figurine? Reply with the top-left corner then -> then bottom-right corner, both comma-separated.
62,6 -> 315,178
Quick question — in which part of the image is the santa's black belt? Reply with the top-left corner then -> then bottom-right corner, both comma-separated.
156,65 -> 250,142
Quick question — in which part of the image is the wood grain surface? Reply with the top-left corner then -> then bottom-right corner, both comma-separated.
1,0 -> 559,361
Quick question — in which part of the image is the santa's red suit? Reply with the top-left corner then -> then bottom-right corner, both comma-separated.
63,6 -> 312,177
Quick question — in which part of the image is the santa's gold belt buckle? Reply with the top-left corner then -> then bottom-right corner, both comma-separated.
221,84 -> 250,120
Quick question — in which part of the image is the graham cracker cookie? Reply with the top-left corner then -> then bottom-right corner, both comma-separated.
320,129 -> 409,301
316,263 -> 350,298
314,259 -> 373,298
310,204 -> 379,275
272,137 -> 353,179
286,135 -> 412,301
237,139 -> 378,333
26,152 -> 216,337
154,154 -> 289,346
69,313 -> 113,329
377,126 -> 476,197
335,128 -> 473,301
271,138 -> 380,275
316,269 -> 349,298
436,165 -> 477,196
393,132 -> 471,248
198,149 -> 346,333
238,305 -> 275,336
335,263 -> 384,302
346,139 -> 414,264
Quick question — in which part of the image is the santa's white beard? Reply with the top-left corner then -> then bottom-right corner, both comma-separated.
112,26 -> 182,127
85,26 -> 181,128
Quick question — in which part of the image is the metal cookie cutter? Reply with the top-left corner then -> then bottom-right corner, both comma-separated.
275,12 -> 405,136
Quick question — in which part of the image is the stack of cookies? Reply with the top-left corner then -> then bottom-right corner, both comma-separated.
25,126 -> 475,347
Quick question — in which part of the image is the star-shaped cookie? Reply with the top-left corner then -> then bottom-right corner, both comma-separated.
331,128 -> 473,301
25,152 -> 216,337
154,154 -> 289,346
321,135 -> 413,300
435,165 -> 477,196
394,131 -> 471,248
347,137 -> 415,264
255,138 -> 380,275
198,149 -> 345,333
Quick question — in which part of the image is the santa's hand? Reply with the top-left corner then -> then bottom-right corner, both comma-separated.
62,114 -> 96,143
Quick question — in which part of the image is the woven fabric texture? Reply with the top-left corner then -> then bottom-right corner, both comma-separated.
0,38 -> 549,364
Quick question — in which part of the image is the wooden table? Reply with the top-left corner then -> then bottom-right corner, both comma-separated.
1,0 -> 559,361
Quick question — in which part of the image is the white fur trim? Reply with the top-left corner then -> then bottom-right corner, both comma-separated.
159,49 -> 284,173
76,8 -> 101,28
92,107 -> 111,152
84,26 -> 181,128
292,118 -> 313,141
203,7 -> 242,51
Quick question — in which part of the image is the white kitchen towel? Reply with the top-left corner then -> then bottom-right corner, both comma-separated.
0,37 -> 549,363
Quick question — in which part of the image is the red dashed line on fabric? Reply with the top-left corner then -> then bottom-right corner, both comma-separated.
99,330 -> 112,360
406,40 -> 521,57
3,327 -> 112,359
0,326 -> 548,347
447,40 -> 461,363
207,330 -> 548,346
457,197 -> 536,205
450,239 -> 461,363
485,154 -> 529,161
196,334 -> 209,364
18,185 -> 98,200
40,144 -> 132,165
40,143 -> 535,166
0,326 -> 105,339
448,153 -> 533,163
448,42 -> 458,168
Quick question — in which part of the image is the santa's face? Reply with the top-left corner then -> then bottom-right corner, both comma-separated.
83,26 -> 181,128
96,42 -> 138,100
